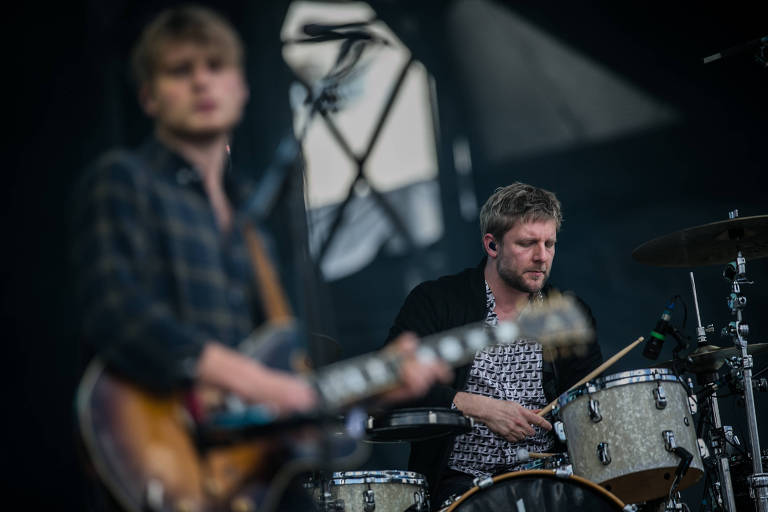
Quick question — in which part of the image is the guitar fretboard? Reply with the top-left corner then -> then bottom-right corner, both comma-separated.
311,296 -> 591,409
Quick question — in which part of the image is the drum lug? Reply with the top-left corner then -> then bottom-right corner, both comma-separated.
554,420 -> 567,443
654,383 -> 668,409
414,489 -> 428,511
588,398 -> 602,422
597,442 -> 611,465
686,377 -> 698,415
663,430 -> 677,452
363,488 -> 375,512
472,475 -> 494,489
623,505 -> 639,512
697,438 -> 710,458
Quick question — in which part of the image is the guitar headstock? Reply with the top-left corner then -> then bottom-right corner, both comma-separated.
513,291 -> 594,361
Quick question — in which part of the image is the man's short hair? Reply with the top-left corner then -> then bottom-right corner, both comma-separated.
131,5 -> 244,88
479,182 -> 563,241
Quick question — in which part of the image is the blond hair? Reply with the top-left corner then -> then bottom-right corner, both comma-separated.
479,182 -> 562,241
131,5 -> 244,88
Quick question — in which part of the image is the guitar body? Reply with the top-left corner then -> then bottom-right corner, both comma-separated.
77,360 -> 327,512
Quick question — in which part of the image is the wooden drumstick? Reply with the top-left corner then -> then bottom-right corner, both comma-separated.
537,336 -> 645,417
528,452 -> 556,459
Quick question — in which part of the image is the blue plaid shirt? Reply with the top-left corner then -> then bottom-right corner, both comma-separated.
72,137 -> 264,391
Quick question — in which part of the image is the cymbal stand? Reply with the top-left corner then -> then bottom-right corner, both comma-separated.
721,245 -> 768,512
690,271 -> 737,512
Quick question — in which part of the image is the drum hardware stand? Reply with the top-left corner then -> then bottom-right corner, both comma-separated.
718,221 -> 768,512
689,271 -> 738,512
663,431 -> 694,500
665,492 -> 691,512
311,471 -> 345,512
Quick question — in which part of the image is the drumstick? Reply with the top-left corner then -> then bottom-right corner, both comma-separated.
528,452 -> 556,459
537,336 -> 645,417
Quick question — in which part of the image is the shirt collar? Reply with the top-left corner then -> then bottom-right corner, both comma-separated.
137,135 -> 248,208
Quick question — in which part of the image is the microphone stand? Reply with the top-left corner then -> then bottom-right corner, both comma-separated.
243,34 -> 359,369
242,31 -> 378,489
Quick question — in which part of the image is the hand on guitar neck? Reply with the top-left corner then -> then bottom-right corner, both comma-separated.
374,332 -> 454,405
194,334 -> 452,418
196,341 -> 318,417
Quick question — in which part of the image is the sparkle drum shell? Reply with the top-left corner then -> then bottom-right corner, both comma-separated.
556,368 -> 703,504
326,470 -> 428,512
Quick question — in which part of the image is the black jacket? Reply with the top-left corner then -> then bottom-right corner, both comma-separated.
384,258 -> 603,496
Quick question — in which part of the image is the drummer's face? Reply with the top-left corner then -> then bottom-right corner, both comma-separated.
496,218 -> 557,294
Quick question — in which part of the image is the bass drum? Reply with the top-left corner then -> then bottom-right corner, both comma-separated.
440,470 -> 626,511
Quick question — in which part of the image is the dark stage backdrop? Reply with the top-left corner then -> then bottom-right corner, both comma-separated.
4,1 -> 767,509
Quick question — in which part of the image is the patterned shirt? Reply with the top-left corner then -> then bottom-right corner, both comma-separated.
72,137 -> 263,391
447,282 -> 554,478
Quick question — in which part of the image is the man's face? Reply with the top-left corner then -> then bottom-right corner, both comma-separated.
495,219 -> 557,294
142,42 -> 248,139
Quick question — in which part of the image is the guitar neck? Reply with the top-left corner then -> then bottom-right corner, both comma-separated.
311,297 -> 591,409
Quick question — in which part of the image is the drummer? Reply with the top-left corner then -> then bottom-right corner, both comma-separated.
385,182 -> 604,508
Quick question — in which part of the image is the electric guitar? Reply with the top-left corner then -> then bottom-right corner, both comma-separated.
76,294 -> 593,512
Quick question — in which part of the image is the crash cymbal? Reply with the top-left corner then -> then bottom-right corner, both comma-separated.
632,215 -> 768,267
652,343 -> 768,372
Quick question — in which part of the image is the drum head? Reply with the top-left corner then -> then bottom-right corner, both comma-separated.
445,470 -> 625,511
366,407 -> 472,442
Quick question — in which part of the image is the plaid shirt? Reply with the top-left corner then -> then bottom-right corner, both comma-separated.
72,137 -> 264,391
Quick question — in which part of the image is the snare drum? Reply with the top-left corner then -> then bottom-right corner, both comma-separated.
555,368 -> 703,504
439,470 -> 625,511
319,470 -> 429,512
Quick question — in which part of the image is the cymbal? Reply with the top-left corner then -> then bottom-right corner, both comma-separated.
632,215 -> 768,267
652,343 -> 768,372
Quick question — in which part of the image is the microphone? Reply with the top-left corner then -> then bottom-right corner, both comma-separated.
702,35 -> 768,64
643,300 -> 675,360
302,21 -> 372,37
297,22 -> 390,46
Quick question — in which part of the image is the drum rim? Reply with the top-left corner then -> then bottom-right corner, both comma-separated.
330,469 -> 427,486
443,470 -> 625,511
366,408 -> 473,442
556,368 -> 683,409
368,407 -> 470,426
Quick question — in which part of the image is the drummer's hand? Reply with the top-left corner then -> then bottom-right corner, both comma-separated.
453,392 -> 551,443
377,333 -> 453,404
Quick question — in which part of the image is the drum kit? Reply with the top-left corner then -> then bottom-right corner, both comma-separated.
305,212 -> 768,512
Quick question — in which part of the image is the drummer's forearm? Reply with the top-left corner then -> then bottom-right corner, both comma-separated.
453,391 -> 490,420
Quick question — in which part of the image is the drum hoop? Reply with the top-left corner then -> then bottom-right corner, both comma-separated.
443,470 -> 626,511
331,470 -> 426,487
557,368 -> 683,408
369,408 -> 470,429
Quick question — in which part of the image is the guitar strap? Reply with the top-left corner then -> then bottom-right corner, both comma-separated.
242,223 -> 295,326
